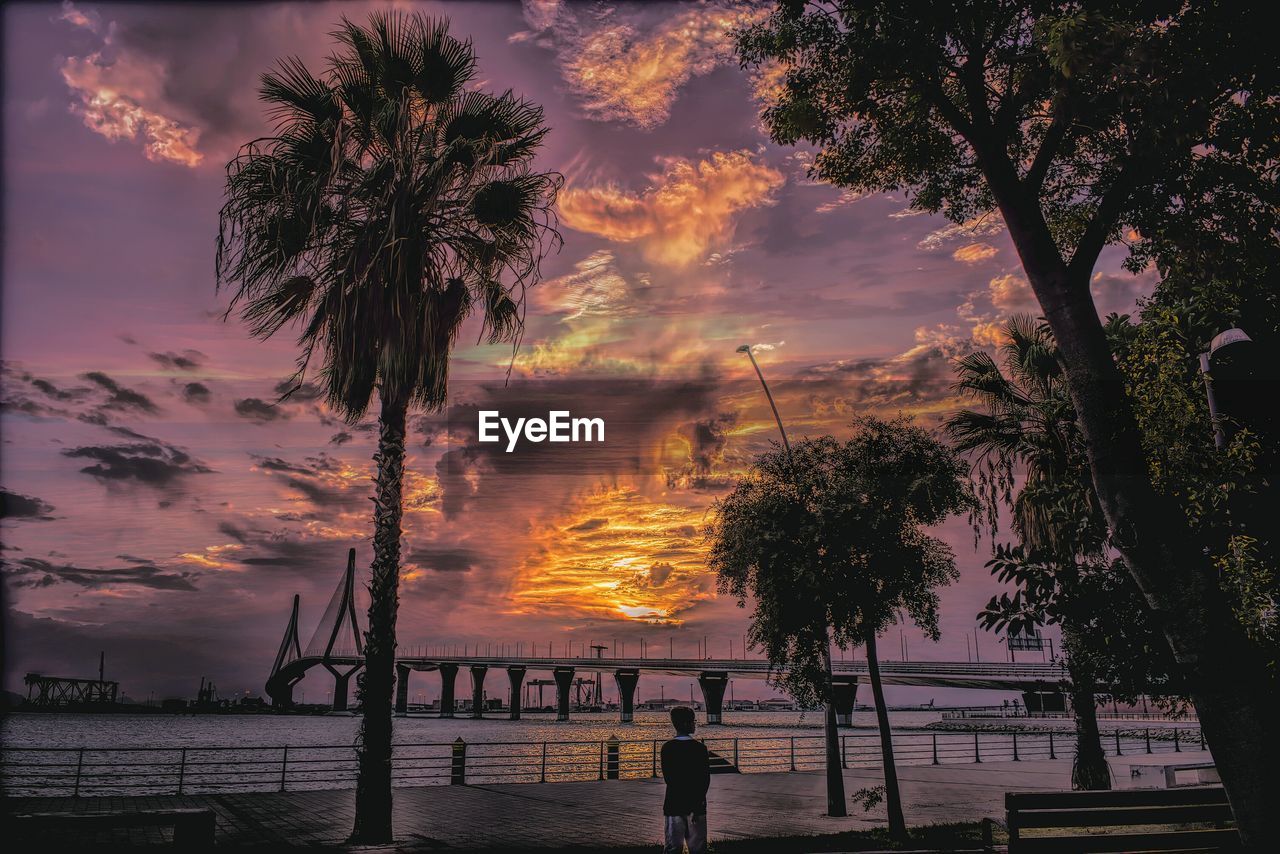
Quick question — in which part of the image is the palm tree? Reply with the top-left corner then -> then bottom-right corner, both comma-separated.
216,12 -> 561,842
945,315 -> 1110,790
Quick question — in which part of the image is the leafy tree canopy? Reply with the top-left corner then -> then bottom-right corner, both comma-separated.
708,417 -> 973,704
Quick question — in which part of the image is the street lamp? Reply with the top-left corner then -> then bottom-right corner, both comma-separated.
1198,327 -> 1254,450
737,344 -> 792,461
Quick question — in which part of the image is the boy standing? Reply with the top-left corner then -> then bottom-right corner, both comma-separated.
660,706 -> 711,854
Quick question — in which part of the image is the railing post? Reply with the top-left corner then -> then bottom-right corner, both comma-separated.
598,740 -> 605,781
540,741 -> 548,783
279,746 -> 289,792
606,735 -> 619,780
974,732 -> 981,763
789,737 -> 796,771
652,740 -> 659,778
840,735 -> 847,769
1173,729 -> 1181,752
451,737 -> 467,785
73,748 -> 84,797
1114,730 -> 1122,756
177,748 -> 187,795
931,733 -> 939,765
1012,731 -> 1019,761
1048,730 -> 1056,760
1145,729 -> 1152,754
1198,728 -> 1205,751
733,738 -> 740,770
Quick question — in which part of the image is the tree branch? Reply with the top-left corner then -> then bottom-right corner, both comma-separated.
1025,103 -> 1069,193
1067,157 -> 1142,280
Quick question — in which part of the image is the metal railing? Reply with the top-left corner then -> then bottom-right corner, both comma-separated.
1,726 -> 1205,798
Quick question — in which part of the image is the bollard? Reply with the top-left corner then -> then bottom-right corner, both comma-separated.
73,747 -> 85,798
606,735 -> 620,780
451,737 -> 467,785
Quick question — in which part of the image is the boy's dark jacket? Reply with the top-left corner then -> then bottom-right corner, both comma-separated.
660,737 -> 711,816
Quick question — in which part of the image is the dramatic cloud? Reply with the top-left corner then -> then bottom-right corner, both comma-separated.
1,490 -> 56,521
81,371 -> 159,414
60,46 -> 204,167
147,349 -> 205,371
62,441 -> 211,486
525,1 -> 767,128
4,556 -> 197,591
559,150 -> 784,266
918,214 -> 1006,251
249,452 -> 370,511
181,382 -> 211,404
405,545 -> 485,574
952,242 -> 999,264
234,397 -> 288,422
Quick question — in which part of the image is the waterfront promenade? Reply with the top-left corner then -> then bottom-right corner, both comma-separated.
5,754 -> 1202,850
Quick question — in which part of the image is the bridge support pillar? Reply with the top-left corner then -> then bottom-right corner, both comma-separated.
698,671 -> 729,725
614,669 -> 640,723
470,665 -> 488,718
395,663 -> 411,715
833,678 -> 858,727
438,663 -> 458,718
553,667 -> 575,721
330,669 -> 354,712
1022,684 -> 1066,713
507,666 -> 527,720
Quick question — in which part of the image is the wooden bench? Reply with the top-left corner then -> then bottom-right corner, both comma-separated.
8,808 -> 216,848
983,786 -> 1238,852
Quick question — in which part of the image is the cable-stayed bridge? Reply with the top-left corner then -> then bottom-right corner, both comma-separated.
267,551 -> 1071,723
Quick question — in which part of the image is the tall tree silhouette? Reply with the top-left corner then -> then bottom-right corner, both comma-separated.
738,4 -> 1280,840
217,12 -> 560,843
947,315 -> 1113,790
710,418 -> 972,840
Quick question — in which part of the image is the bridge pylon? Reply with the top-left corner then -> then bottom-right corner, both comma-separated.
266,594 -> 303,707
317,548 -> 364,711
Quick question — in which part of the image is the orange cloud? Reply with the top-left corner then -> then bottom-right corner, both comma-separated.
559,150 -> 784,267
60,46 -> 203,167
952,242 -> 999,263
554,2 -> 768,128
509,485 -> 712,623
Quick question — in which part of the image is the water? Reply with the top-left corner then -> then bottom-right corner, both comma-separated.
1,709 -> 949,750
1,711 -> 1204,797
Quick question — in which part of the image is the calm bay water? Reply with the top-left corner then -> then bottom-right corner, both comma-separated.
2,710 -> 944,750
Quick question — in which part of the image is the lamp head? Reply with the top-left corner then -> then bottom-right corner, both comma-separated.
736,344 -> 752,354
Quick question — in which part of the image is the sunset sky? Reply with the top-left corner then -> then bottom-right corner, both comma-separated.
1,1 -> 1153,703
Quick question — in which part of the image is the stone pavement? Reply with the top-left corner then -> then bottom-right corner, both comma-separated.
4,756 -> 1200,850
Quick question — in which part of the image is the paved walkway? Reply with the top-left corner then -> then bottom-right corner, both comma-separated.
5,756 -> 1200,850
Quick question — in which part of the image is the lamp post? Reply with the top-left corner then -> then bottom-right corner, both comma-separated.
1198,327 -> 1253,450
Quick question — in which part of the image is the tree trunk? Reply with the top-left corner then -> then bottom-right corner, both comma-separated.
349,396 -> 408,844
865,631 -> 907,842
1061,628 -> 1109,790
993,196 -> 1280,847
820,643 -> 847,817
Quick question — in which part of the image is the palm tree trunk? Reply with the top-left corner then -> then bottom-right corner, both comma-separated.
865,630 -> 907,842
349,396 -> 408,844
820,643 -> 847,817
1060,627 -> 1110,791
